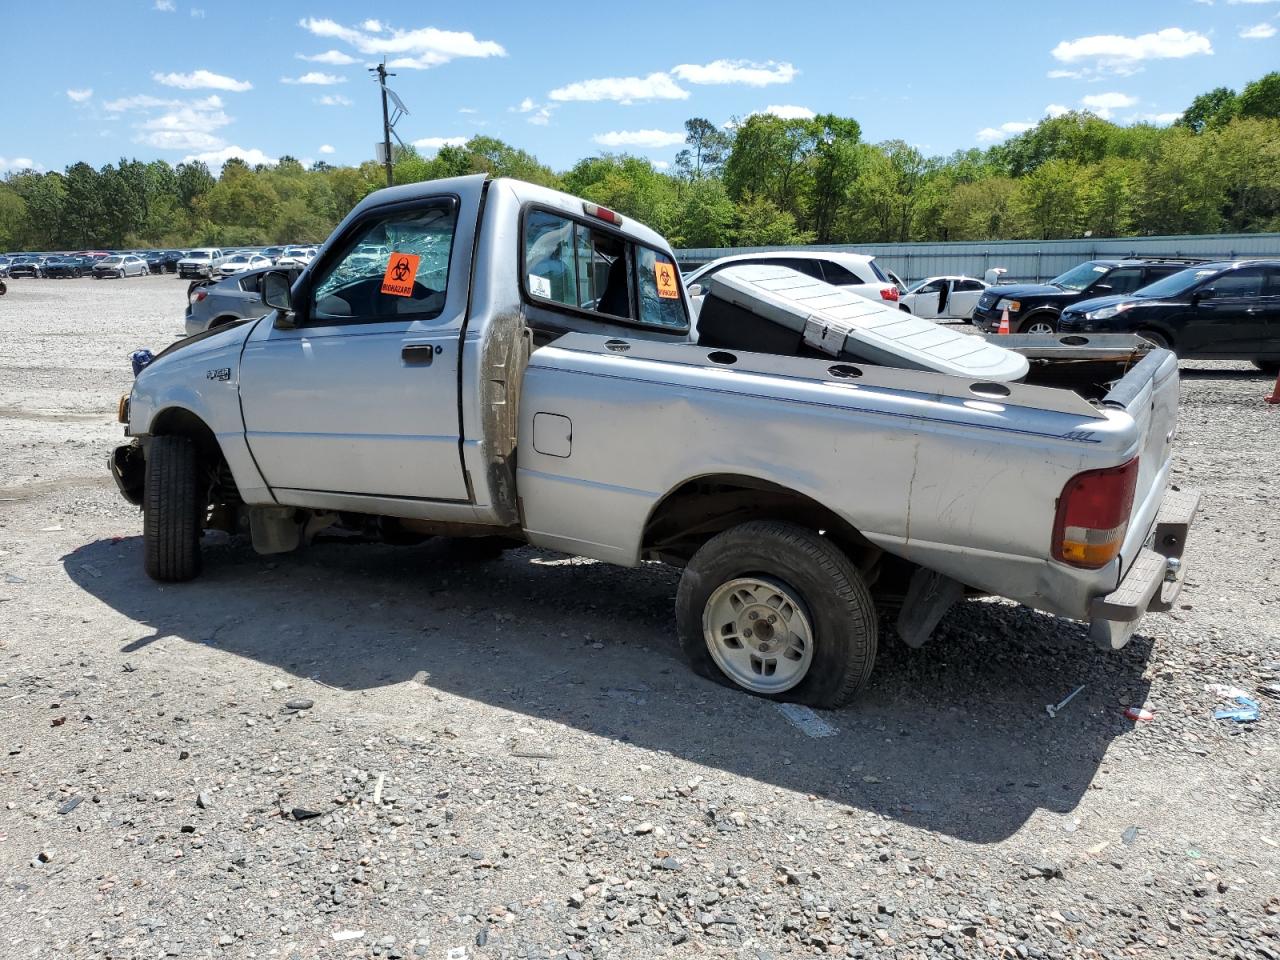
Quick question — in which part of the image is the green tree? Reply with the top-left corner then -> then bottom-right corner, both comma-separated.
1015,159 -> 1086,239
671,177 -> 736,248
674,117 -> 732,180
732,193 -> 812,246
1238,72 -> 1280,121
942,176 -> 1025,240
1176,86 -> 1238,133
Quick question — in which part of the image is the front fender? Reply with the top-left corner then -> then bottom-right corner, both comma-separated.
128,320 -> 273,505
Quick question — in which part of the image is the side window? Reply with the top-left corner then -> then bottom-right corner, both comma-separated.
760,258 -> 823,279
1102,268 -> 1145,295
1206,268 -> 1265,299
310,200 -> 456,322
917,280 -> 945,295
818,261 -> 864,285
523,208 -> 688,331
240,273 -> 261,294
957,279 -> 984,292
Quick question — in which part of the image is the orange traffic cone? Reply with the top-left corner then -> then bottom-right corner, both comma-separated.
1266,368 -> 1280,404
997,308 -> 1011,335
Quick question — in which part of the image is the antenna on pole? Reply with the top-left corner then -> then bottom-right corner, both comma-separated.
369,58 -> 409,188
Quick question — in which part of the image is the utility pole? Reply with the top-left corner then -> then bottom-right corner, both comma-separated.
371,59 -> 394,187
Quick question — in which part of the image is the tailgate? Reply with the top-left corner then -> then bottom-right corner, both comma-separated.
1102,348 -> 1181,575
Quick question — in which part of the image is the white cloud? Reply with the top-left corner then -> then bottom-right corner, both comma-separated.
593,129 -> 686,149
1226,0 -> 1280,4
281,72 -> 346,85
298,18 -> 505,69
976,121 -> 1035,142
66,88 -> 93,103
0,156 -> 40,173
1051,28 -> 1212,75
318,144 -> 336,154
153,0 -> 174,10
756,104 -> 816,120
528,106 -> 553,125
1080,91 -> 1139,118
653,160 -> 670,170
413,136 -> 468,151
1045,103 -> 1070,118
190,7 -> 205,17
1135,112 -> 1182,124
514,98 -> 554,124
549,73 -> 688,104
459,107 -> 477,114
154,69 -> 253,92
1240,22 -> 1277,38
297,49 -> 359,65
182,145 -> 277,167
316,94 -> 352,106
102,93 -> 233,153
670,59 -> 797,87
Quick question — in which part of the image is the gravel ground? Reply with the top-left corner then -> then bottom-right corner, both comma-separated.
0,276 -> 1277,960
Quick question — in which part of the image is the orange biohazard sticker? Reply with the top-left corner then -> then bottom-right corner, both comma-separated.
380,253 -> 421,297
654,260 -> 679,300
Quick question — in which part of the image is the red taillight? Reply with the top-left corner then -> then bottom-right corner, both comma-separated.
880,286 -> 899,302
1052,457 -> 1139,569
195,291 -> 207,302
582,202 -> 622,226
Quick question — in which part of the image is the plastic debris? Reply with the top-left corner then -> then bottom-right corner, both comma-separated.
131,349 -> 155,377
1046,684 -> 1085,718
1122,825 -> 1139,845
331,930 -> 365,942
776,702 -> 838,738
1123,706 -> 1155,722
1213,695 -> 1260,723
1204,683 -> 1250,700
447,948 -> 468,960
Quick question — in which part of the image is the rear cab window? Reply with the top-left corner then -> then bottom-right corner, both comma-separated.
522,207 -> 687,333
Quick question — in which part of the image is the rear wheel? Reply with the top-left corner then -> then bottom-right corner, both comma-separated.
675,521 -> 877,708
143,436 -> 204,582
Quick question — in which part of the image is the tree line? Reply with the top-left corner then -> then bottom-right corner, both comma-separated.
2,71 -> 1277,253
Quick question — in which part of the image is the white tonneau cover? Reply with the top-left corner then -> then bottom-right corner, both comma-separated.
708,265 -> 1030,382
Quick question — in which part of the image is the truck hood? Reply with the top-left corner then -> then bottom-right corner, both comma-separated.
149,315 -> 260,367
1065,294 -> 1137,315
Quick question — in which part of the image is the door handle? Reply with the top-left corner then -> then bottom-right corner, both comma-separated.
401,344 -> 436,365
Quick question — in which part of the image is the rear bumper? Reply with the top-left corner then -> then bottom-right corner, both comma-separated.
1088,487 -> 1199,650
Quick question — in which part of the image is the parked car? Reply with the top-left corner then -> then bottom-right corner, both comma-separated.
261,246 -> 285,263
276,246 -> 317,268
898,275 -> 988,321
685,251 -> 901,308
43,255 -> 94,278
177,248 -> 224,279
93,254 -> 149,279
110,174 -> 1196,708
1059,259 -> 1280,372
8,255 -> 46,278
185,266 -> 304,336
142,251 -> 166,274
214,252 -> 273,278
0,255 -> 12,278
972,258 -> 1202,334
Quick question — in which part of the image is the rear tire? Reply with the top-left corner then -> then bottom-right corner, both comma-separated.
143,436 -> 204,582
675,521 -> 877,708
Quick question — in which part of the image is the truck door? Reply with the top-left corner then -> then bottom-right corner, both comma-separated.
949,279 -> 984,319
1182,265 -> 1270,357
239,197 -> 472,504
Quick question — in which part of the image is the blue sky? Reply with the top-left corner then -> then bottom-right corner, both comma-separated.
2,0 -> 1279,175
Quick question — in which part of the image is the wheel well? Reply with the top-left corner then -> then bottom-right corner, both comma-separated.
641,474 -> 879,570
149,407 -> 222,471
1137,326 -> 1175,348
898,304 -> 912,314
209,315 -> 237,329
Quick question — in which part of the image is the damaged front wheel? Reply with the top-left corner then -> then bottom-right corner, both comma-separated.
143,436 -> 204,582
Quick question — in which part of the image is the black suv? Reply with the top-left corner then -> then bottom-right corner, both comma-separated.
1059,260 -> 1280,372
972,259 -> 1201,334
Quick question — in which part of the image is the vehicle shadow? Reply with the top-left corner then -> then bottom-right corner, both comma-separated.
62,534 -> 1154,845
1177,368 -> 1270,381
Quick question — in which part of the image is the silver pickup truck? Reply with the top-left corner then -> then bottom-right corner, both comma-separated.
110,175 -> 1198,707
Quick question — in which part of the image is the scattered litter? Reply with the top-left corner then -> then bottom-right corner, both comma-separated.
1204,683 -> 1250,700
1122,826 -> 1139,845
121,662 -> 136,673
372,772 -> 385,806
1046,684 -> 1085,718
283,698 -> 314,712
1213,696 -> 1260,724
4,573 -> 25,585
1262,836 -> 1278,848
1123,706 -> 1155,722
57,796 -> 83,816
331,930 -> 365,942
776,702 -> 838,738
40,525 -> 64,533
446,948 -> 467,960
1258,683 -> 1280,700
291,807 -> 322,821
50,716 -> 66,727
1087,840 -> 1110,855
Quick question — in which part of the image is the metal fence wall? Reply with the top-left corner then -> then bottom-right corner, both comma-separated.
674,233 -> 1280,284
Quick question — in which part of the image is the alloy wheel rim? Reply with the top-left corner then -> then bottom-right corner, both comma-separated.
702,576 -> 815,693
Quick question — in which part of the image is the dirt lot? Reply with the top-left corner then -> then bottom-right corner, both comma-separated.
0,275 -> 1277,960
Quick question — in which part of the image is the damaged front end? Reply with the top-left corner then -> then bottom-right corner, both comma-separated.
110,441 -> 145,506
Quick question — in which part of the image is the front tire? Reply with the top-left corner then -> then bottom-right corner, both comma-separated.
1021,315 -> 1058,335
143,436 -> 204,582
1138,329 -> 1171,351
675,521 -> 877,708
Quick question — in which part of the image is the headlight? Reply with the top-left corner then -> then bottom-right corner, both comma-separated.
1085,302 -> 1135,321
998,298 -> 1021,312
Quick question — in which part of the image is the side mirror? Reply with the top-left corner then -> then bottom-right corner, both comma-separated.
688,282 -> 705,298
1191,287 -> 1213,304
261,270 -> 296,327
